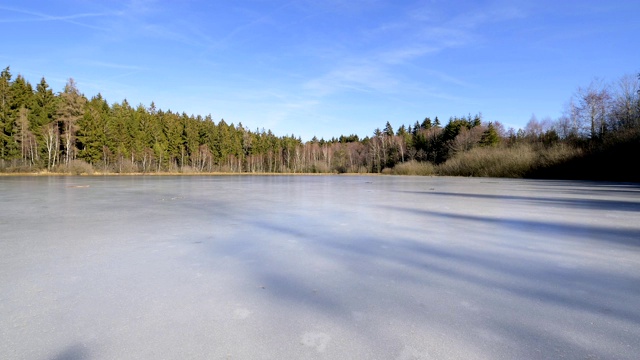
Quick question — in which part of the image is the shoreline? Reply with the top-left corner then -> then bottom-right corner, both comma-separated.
0,171 -> 380,177
2,172 -> 637,184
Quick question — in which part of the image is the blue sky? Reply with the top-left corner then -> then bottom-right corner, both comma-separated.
1,0 -> 638,141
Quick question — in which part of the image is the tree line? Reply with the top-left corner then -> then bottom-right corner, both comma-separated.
1,66 -> 638,179
0,67 -> 305,173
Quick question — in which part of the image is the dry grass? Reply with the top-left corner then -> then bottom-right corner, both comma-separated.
57,160 -> 95,175
1,144 -> 585,179
387,160 -> 436,176
437,144 -> 581,178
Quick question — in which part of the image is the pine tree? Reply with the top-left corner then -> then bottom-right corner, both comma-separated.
8,75 -> 35,164
77,94 -> 111,166
33,78 -> 57,165
0,67 -> 12,160
109,99 -> 135,171
412,121 -> 420,135
56,78 -> 86,165
480,122 -> 500,147
421,117 -> 432,130
384,121 -> 394,137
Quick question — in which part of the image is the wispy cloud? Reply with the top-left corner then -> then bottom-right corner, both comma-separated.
139,23 -> 211,48
378,45 -> 439,64
208,2 -> 295,50
304,62 -> 399,96
124,0 -> 158,15
449,5 -> 526,29
423,69 -> 474,88
75,1 -> 217,50
78,61 -> 147,83
0,5 -> 118,30
84,61 -> 145,71
303,2 -> 527,98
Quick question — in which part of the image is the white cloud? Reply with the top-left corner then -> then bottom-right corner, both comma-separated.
304,62 -> 399,96
302,1 -> 528,100
0,5 -> 114,21
378,45 -> 439,64
449,5 -> 526,28
0,5 -> 118,30
84,61 -> 145,71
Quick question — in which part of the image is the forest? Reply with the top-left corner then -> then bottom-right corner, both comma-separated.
1,66 -> 639,181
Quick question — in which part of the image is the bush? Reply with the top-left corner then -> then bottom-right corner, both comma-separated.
387,160 -> 436,176
180,165 -> 197,174
58,159 -> 94,175
527,130 -> 637,181
437,145 -> 532,177
1,164 -> 36,173
437,143 -> 581,178
118,160 -> 140,173
534,144 -> 582,169
308,161 -> 331,173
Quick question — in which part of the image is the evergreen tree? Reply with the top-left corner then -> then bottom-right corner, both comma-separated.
77,94 -> 111,166
110,99 -> 142,171
396,124 -> 407,137
151,109 -> 168,172
412,120 -> 420,135
33,78 -> 57,165
34,78 -> 56,124
180,112 -> 200,168
9,75 -> 33,112
480,122 -> 500,147
56,78 -> 86,165
14,105 -> 33,164
0,67 -> 12,160
10,76 -> 36,163
383,121 -> 394,137
421,117 -> 432,130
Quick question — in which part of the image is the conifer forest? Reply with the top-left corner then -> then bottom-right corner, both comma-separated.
1,66 -> 638,181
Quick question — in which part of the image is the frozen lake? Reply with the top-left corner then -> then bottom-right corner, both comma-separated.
1,176 -> 639,359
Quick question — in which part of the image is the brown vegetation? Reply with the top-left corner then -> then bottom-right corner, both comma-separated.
435,144 -> 581,178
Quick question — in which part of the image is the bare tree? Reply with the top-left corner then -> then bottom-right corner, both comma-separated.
492,121 -> 507,138
611,73 -> 640,130
450,126 -> 484,153
525,115 -> 555,142
524,114 -> 543,139
558,97 -> 583,138
43,122 -> 59,170
370,129 -> 383,172
576,79 -> 612,139
553,115 -> 572,139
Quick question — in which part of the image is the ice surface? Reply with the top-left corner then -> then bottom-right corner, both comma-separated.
1,176 -> 639,359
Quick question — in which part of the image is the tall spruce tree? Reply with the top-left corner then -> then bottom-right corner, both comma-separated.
56,78 -> 86,165
77,94 -> 111,166
0,67 -> 12,160
9,75 -> 35,163
34,78 -> 57,166
480,122 -> 500,147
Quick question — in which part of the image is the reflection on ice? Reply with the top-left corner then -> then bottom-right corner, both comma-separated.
1,176 -> 639,359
